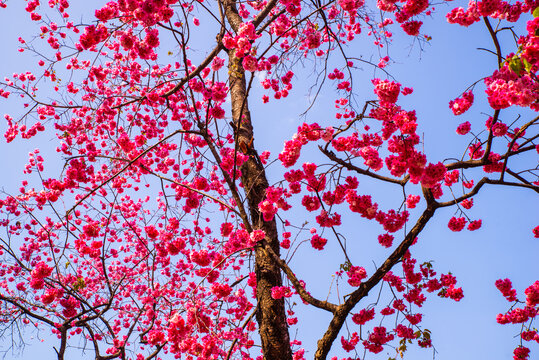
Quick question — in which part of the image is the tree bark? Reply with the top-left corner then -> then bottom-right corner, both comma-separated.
228,51 -> 293,360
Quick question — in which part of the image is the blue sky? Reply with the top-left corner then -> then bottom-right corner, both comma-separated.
0,1 -> 537,360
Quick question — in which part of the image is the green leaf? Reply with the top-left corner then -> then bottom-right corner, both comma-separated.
533,6 -> 539,17
523,58 -> 533,72
340,260 -> 352,272
73,277 -> 86,291
508,57 -> 522,76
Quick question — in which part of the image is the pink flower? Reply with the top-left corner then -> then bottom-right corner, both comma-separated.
495,278 -> 518,302
220,222 -> 233,237
242,55 -> 258,72
401,0 -> 428,17
456,121 -> 471,135
210,106 -> 225,119
238,22 -> 257,40
352,308 -> 375,325
372,78 -> 401,104
310,234 -> 327,250
381,307 -> 395,315
31,262 -> 53,279
211,56 -> 225,71
446,285 -> 464,301
467,219 -> 482,231
347,266 -> 367,286
271,286 -> 292,299
95,1 -> 119,21
477,0 -> 503,16
279,139 -> 303,167
259,199 -> 278,221
145,225 -> 159,239
446,6 -> 481,27
484,66 -> 539,109
250,229 -> 266,243
79,24 -> 108,49
59,296 -> 80,318
30,278 -> 44,289
401,20 -> 423,36
444,169 -> 460,186
461,198 -> 473,209
395,324 -> 416,339
211,283 -> 232,299
525,281 -> 539,307
25,0 -> 39,12
468,142 -> 484,159
190,250 -> 212,267
302,195 -> 321,212
513,346 -> 530,360
402,87 -> 414,95
421,162 -> 447,188
338,0 -> 364,12
378,233 -> 394,248
222,34 -> 236,49
341,332 -> 359,352
491,122 -> 508,137
304,30 -> 321,50
83,223 -> 100,238
449,91 -> 474,115
405,313 -> 422,325
406,194 -> 421,208
363,326 -> 394,353
316,210 -> 341,227
280,238 -> 291,249
448,217 -> 467,232
41,288 -> 61,305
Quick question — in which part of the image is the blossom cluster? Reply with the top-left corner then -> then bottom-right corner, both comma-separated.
1,0 -> 537,359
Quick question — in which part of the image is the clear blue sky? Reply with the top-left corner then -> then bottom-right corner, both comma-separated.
0,1 -> 537,360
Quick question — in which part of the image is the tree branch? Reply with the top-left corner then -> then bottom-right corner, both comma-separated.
261,241 -> 339,313
314,204 -> 438,360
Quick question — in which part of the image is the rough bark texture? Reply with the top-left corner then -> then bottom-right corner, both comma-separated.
228,51 -> 293,360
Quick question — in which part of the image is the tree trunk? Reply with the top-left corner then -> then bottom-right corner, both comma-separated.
228,51 -> 293,360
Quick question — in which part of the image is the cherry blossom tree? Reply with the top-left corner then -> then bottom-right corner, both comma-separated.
0,0 -> 538,359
